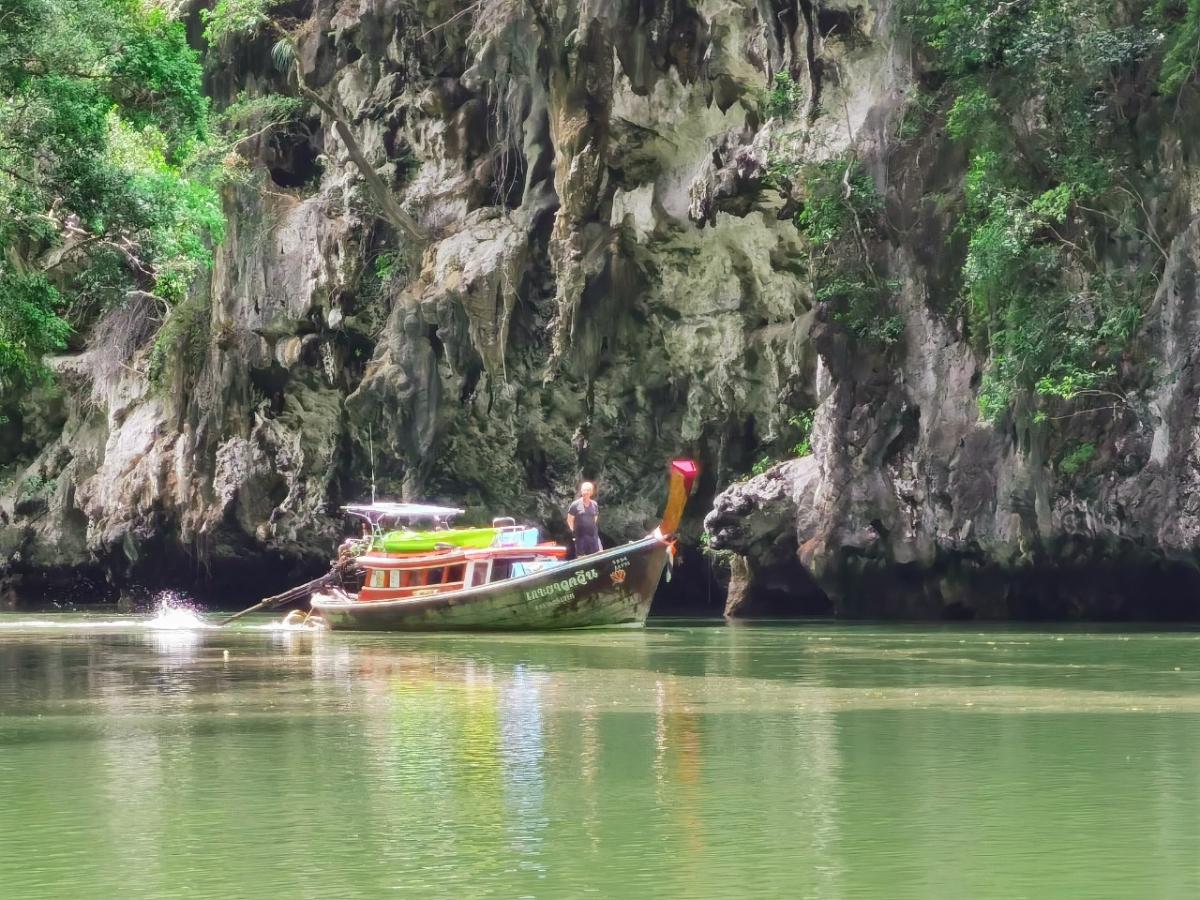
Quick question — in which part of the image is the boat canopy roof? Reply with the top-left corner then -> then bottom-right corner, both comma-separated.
343,502 -> 465,523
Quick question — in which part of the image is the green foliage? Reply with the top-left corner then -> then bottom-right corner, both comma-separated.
788,410 -> 815,456
214,91 -> 305,186
897,87 -> 941,141
1058,442 -> 1097,476
200,0 -> 280,45
977,363 -> 1015,424
763,149 -> 801,187
1157,0 -> 1200,93
760,72 -> 801,120
795,159 -> 883,247
1036,366 -> 1117,402
750,455 -> 774,476
110,6 -> 209,149
220,93 -> 304,133
945,85 -> 997,141
352,248 -> 408,339
271,38 -> 296,74
20,473 -> 57,498
789,157 -> 899,347
698,530 -> 734,564
905,0 -> 1163,422
147,295 -> 211,386
374,252 -> 399,282
816,276 -> 905,346
0,0 -> 223,389
0,273 -> 71,383
744,408 -> 818,478
392,145 -> 421,182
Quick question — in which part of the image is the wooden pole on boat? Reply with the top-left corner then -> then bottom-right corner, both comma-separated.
216,568 -> 344,626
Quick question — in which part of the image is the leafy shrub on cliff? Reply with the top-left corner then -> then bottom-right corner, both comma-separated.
750,456 -> 775,476
1058,442 -> 1097,476
148,295 -> 211,387
816,275 -> 904,346
760,72 -> 801,120
0,274 -> 71,385
746,409 -> 817,477
1156,0 -> 1200,93
905,0 -> 1165,422
200,0 -> 280,45
897,87 -> 942,141
0,0 -> 223,390
795,159 -> 883,246
793,158 -> 900,347
698,530 -> 734,565
789,410 -> 816,457
20,474 -> 57,499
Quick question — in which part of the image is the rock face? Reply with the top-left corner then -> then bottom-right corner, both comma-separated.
703,3 -> 1200,620
2,0 -> 1200,618
0,0 -> 812,605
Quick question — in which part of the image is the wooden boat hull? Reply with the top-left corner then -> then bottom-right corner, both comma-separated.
311,536 -> 671,631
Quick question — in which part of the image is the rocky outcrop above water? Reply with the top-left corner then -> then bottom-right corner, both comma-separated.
2,0 -> 1200,618
706,133 -> 1200,622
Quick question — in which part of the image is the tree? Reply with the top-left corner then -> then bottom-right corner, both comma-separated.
0,0 -> 222,389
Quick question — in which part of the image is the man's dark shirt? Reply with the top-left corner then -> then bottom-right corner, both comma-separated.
568,498 -> 600,556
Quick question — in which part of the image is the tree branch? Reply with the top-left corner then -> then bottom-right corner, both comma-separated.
980,0 -> 1029,34
263,23 -> 428,244
296,81 -> 429,243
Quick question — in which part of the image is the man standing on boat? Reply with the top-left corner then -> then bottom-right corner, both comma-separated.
567,481 -> 602,557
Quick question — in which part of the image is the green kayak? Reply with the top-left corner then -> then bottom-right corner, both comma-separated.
373,527 -> 500,554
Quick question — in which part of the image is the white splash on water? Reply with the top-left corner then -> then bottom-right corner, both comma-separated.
142,592 -> 212,629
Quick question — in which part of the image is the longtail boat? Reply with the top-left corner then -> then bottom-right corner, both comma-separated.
308,459 -> 699,631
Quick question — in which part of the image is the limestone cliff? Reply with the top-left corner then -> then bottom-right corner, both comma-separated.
1,0 -> 811,605
0,0 -> 1197,618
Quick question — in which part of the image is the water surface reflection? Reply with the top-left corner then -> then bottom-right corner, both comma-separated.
1,621 -> 1199,898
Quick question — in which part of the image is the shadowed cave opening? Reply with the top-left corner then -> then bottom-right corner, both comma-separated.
269,139 -> 323,189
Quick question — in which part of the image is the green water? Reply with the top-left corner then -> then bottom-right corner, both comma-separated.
2,615 -> 1200,899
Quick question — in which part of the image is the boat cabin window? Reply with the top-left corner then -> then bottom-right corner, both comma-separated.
491,560 -> 513,582
426,564 -> 465,585
366,563 -> 467,592
468,562 -> 489,587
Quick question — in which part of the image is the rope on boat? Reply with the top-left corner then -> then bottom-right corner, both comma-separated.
280,609 -> 326,630
665,537 -> 679,582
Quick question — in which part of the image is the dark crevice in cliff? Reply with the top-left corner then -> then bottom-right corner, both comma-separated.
613,0 -> 709,94
250,364 -> 289,415
816,7 -> 865,44
796,0 -> 822,123
265,116 -> 324,189
651,551 -> 727,615
459,364 -> 482,403
760,0 -> 800,74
